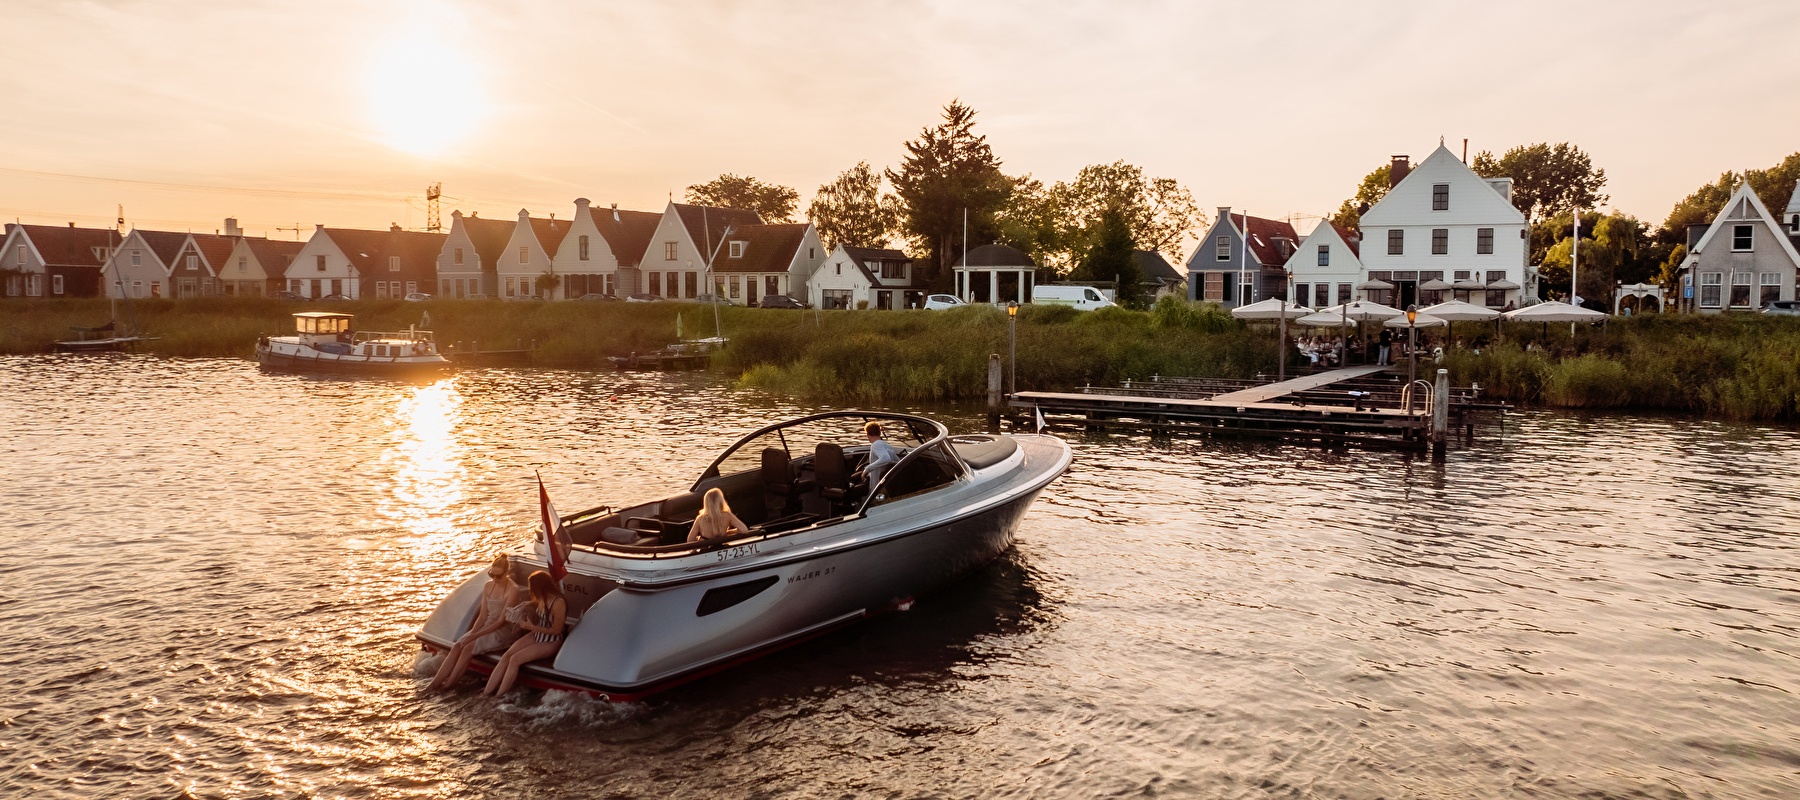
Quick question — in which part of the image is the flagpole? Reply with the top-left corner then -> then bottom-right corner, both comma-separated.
1571,209 -> 1580,306
1238,211 -> 1248,311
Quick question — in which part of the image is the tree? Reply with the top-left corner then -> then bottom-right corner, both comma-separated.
685,174 -> 800,222
1537,212 -> 1654,306
994,174 -> 1065,277
806,162 -> 898,249
1471,142 -> 1607,219
994,162 -> 1203,276
1327,165 -> 1392,231
1658,152 -> 1800,245
888,100 -> 1014,287
1072,204 -> 1143,308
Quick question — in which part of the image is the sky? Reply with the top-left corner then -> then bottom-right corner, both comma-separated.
2,0 -> 1796,249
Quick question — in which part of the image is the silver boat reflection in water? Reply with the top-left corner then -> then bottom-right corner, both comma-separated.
417,411 -> 1072,700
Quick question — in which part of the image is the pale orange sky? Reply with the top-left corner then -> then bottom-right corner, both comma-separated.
3,0 -> 1796,248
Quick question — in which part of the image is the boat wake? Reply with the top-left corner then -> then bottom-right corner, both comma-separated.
498,690 -> 647,727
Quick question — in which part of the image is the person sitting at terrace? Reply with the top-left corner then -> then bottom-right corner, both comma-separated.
854,422 -> 900,488
687,487 -> 749,544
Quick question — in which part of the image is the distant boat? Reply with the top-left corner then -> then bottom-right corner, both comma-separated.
54,320 -> 157,353
609,336 -> 726,371
256,311 -> 452,376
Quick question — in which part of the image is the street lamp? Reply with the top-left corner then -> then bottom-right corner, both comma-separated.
1405,304 -> 1419,413
1007,302 -> 1019,397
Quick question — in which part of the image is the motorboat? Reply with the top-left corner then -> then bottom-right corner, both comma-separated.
257,311 -> 452,376
416,411 -> 1072,700
54,321 -> 156,352
608,336 -> 725,371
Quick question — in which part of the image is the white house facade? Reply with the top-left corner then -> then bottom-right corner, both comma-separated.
1282,222 -> 1364,309
713,223 -> 826,305
104,229 -> 188,299
1676,180 -> 1800,313
550,198 -> 661,299
283,226 -> 364,299
436,211 -> 512,298
640,202 -> 764,300
1357,145 -> 1530,309
494,210 -> 569,300
807,245 -> 922,309
1,223 -> 117,298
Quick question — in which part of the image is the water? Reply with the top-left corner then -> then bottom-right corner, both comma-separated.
3,354 -> 1798,799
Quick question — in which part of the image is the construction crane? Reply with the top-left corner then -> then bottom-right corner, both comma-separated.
426,183 -> 442,232
275,224 -> 306,241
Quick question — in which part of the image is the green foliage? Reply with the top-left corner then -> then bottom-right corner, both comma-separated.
806,161 -> 898,250
1657,152 -> 1800,248
887,100 -> 1013,287
1071,205 -> 1142,308
1471,142 -> 1608,219
685,174 -> 800,223
1535,212 -> 1661,303
1328,165 -> 1391,232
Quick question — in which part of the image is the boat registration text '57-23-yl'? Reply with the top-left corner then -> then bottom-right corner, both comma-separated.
717,542 -> 761,562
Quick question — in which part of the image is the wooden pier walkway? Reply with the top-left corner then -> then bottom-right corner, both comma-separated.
1208,365 -> 1391,404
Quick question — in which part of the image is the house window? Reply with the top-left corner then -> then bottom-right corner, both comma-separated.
505,277 -> 517,297
728,275 -> 740,299
766,276 -> 780,297
52,274 -> 64,295
1387,230 -> 1404,255
26,274 -> 41,296
664,242 -> 677,260
522,277 -> 533,297
1730,273 -> 1752,307
519,246 -> 530,263
729,241 -> 746,258
1431,228 -> 1448,255
809,247 -> 816,259
1761,272 -> 1782,306
133,280 -> 144,297
1485,289 -> 1505,307
330,279 -> 342,296
406,281 -> 417,295
685,272 -> 698,297
666,271 -> 679,297
442,279 -> 452,296
834,263 -> 841,275
186,254 -> 197,270
821,289 -> 852,309
132,250 -> 142,266
1732,225 -> 1753,251
1698,273 -> 1722,308
1337,283 -> 1352,305
454,247 -> 465,265
1315,284 -> 1330,308
648,273 -> 661,296
389,256 -> 400,272
1202,272 -> 1225,301
1215,235 -> 1231,262
376,282 -> 389,300
1432,183 -> 1449,211
578,235 -> 590,260
1316,245 -> 1329,267
238,256 -> 247,272
1293,283 -> 1307,303
1477,228 -> 1494,254
881,261 -> 905,279
14,244 -> 23,263
316,255 -> 327,271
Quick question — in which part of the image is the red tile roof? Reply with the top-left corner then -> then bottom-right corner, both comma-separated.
244,237 -> 303,273
1327,221 -> 1362,257
323,228 -> 448,275
585,206 -> 661,267
843,245 -> 921,288
714,223 -> 807,274
1231,214 -> 1300,267
528,216 -> 570,256
675,204 -> 762,256
133,230 -> 190,266
11,224 -> 120,267
190,233 -> 237,272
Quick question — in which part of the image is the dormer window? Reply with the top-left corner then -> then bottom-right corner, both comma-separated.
1733,225 -> 1753,251
519,246 -> 530,263
1432,183 -> 1449,211
729,241 -> 746,259
664,242 -> 677,260
578,235 -> 590,260
132,250 -> 142,266
186,254 -> 197,270
238,256 -> 247,272
389,256 -> 401,272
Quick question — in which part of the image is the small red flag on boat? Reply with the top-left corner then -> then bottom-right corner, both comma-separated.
537,471 -> 567,582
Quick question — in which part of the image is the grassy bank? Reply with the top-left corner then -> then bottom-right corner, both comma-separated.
7,297 -> 1797,420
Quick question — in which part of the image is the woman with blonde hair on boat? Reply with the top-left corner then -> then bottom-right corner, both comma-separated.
482,570 -> 567,697
687,487 -> 748,544
427,554 -> 523,691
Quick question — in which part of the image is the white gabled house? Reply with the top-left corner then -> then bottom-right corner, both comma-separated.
1357,144 -> 1531,309
105,229 -> 188,299
1282,222 -> 1364,309
807,245 -> 922,309
713,222 -> 826,305
640,202 -> 764,299
1675,179 -> 1800,313
0,223 -> 118,298
436,211 -> 513,298
551,198 -> 662,299
219,235 -> 303,297
495,209 -> 570,300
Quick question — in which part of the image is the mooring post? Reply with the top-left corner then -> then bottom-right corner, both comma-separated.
1431,368 -> 1449,458
987,353 -> 1003,430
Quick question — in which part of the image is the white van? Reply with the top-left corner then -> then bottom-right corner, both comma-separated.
1031,285 -> 1117,311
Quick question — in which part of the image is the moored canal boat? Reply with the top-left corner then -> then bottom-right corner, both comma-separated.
417,410 -> 1072,700
257,311 -> 452,376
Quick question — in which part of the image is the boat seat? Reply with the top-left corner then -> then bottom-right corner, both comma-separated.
600,526 -> 660,547
762,448 -> 813,517
949,435 -> 1018,470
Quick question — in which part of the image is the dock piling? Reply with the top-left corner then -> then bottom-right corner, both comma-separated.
1431,368 -> 1450,458
987,353 -> 1003,429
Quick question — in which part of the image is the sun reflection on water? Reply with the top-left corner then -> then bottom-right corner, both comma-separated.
376,379 -> 471,552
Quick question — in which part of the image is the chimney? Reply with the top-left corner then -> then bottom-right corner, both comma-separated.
517,208 -> 530,222
390,223 -> 402,232
1389,155 -> 1411,188
611,203 -> 620,223
1217,207 -> 1232,232
68,222 -> 76,228
315,223 -> 325,231
224,218 -> 242,236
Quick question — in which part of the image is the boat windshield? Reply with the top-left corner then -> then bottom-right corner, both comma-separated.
699,412 -> 937,483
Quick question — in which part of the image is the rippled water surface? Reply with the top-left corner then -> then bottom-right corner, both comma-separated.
3,354 -> 1798,798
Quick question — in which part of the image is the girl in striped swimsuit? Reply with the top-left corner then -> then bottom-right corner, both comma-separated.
483,570 -> 568,697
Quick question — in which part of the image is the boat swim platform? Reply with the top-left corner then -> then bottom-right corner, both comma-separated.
1011,366 -> 1503,450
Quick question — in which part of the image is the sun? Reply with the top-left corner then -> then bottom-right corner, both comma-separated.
363,22 -> 487,158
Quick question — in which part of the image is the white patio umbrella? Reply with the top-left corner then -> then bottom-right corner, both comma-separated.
1452,278 -> 1487,291
1487,279 -> 1522,291
1355,278 -> 1394,291
1419,278 -> 1454,292
1419,299 -> 1501,321
1230,297 -> 1312,320
1295,300 -> 1405,325
1503,303 -> 1606,323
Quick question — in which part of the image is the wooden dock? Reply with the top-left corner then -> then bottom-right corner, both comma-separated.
1012,366 -> 1503,450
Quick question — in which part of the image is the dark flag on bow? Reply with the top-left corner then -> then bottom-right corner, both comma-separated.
537,471 -> 567,582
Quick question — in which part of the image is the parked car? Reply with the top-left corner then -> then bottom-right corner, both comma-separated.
1762,300 -> 1800,316
272,291 -> 305,301
403,292 -> 432,302
1032,284 -> 1116,311
923,294 -> 965,310
689,293 -> 738,306
577,293 -> 620,302
319,293 -> 350,302
625,293 -> 663,303
758,294 -> 806,309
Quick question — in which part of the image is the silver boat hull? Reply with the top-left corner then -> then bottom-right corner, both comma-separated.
419,431 -> 1070,699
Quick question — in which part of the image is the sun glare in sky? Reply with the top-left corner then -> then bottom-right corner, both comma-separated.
363,20 -> 486,158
